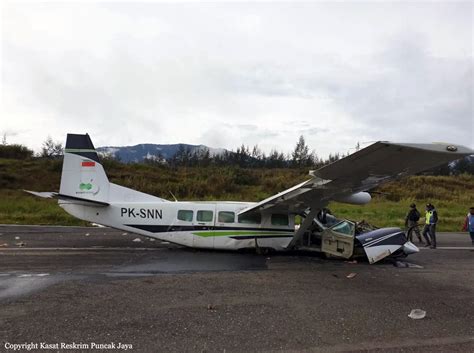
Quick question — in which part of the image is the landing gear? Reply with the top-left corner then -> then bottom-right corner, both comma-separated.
254,238 -> 274,255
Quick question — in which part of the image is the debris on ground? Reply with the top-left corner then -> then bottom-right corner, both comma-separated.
207,304 -> 216,311
346,272 -> 357,279
394,261 -> 424,269
14,236 -> 20,240
345,260 -> 358,264
0,243 -> 8,247
132,238 -> 142,243
149,239 -> 156,242
406,263 -> 424,269
85,233 -> 90,237
408,309 -> 426,320
16,242 -> 25,247
122,233 -> 128,236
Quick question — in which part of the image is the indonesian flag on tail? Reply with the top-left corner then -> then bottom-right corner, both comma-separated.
81,161 -> 96,167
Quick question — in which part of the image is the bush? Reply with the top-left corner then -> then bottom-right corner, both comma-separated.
0,144 -> 34,159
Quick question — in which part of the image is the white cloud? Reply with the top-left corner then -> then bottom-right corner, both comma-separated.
1,1 -> 472,157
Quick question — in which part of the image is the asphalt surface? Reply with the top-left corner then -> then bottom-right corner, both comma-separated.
0,225 -> 473,353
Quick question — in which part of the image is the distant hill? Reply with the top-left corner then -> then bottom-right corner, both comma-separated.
97,144 -> 227,163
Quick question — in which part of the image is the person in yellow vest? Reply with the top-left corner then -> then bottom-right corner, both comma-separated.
422,203 -> 438,249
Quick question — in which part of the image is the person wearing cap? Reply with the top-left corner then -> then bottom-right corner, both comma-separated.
422,203 -> 438,249
461,207 -> 474,246
405,203 -> 423,243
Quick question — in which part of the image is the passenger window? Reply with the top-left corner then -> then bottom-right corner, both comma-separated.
331,221 -> 354,235
271,214 -> 289,226
197,210 -> 213,222
238,213 -> 261,224
177,210 -> 193,222
218,211 -> 235,223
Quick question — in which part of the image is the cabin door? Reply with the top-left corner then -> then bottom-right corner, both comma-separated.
321,220 -> 355,259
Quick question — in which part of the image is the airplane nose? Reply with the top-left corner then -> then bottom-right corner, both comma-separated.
403,241 -> 419,255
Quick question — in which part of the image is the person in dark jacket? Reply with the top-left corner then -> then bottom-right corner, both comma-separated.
422,203 -> 438,249
405,203 -> 423,243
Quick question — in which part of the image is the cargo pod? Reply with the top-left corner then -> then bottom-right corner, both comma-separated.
321,220 -> 355,259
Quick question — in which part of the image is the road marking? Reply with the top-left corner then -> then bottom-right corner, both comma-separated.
0,247 -> 168,251
419,246 -> 474,250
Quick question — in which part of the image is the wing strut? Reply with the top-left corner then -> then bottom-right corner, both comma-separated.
287,208 -> 319,249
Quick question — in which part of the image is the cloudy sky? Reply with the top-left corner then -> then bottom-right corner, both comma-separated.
1,1 -> 472,157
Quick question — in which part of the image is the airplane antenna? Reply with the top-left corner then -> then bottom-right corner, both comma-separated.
169,191 -> 178,202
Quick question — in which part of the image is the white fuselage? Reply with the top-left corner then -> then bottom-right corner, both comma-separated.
60,201 -> 296,251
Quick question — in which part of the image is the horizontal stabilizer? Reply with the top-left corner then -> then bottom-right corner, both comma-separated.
24,190 -> 109,207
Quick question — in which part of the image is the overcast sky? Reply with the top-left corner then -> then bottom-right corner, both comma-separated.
1,1 -> 473,157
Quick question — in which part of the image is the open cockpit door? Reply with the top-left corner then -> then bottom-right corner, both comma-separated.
321,220 -> 355,259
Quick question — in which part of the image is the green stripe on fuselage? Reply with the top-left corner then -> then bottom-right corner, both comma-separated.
193,230 -> 294,237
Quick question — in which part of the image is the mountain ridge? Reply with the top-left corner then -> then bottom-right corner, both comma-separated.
97,143 -> 227,163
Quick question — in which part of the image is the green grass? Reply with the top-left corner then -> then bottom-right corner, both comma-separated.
0,189 -> 88,226
329,174 -> 473,232
0,158 -> 472,231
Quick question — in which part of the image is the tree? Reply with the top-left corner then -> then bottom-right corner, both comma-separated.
292,135 -> 310,167
40,136 -> 63,158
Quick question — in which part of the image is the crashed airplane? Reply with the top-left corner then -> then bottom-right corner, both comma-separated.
27,134 -> 473,264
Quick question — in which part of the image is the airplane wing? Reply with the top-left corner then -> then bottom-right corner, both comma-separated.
238,141 -> 473,215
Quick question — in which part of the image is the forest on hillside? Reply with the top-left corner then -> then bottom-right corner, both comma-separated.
1,134 -> 473,174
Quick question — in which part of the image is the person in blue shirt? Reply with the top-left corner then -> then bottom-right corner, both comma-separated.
462,207 -> 474,246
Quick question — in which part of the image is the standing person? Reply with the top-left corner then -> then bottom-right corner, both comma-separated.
405,203 -> 423,243
422,203 -> 438,249
462,207 -> 474,246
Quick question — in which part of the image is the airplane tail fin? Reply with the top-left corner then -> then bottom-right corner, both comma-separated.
59,133 -> 110,204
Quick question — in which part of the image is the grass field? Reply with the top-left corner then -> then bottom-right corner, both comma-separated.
0,158 -> 472,231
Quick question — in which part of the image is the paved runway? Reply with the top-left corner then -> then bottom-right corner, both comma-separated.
0,225 -> 473,352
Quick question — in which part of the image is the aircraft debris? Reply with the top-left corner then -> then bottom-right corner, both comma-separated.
394,261 -> 424,269
122,233 -> 128,236
14,236 -> 20,240
132,238 -> 142,243
345,260 -> 358,264
0,243 -> 8,247
408,309 -> 426,320
85,233 -> 90,237
16,242 -> 25,247
346,272 -> 357,279
207,304 -> 216,311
